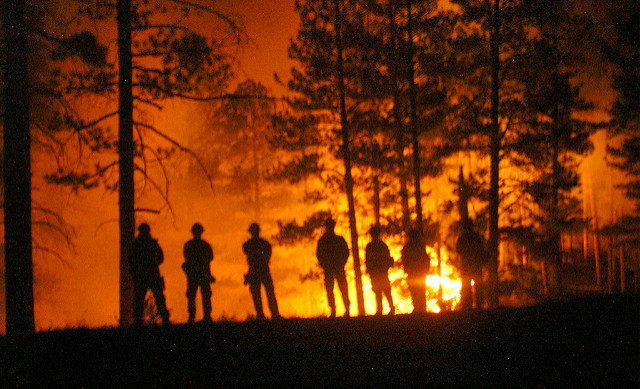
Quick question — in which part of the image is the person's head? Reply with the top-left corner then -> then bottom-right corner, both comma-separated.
138,223 -> 151,236
369,225 -> 381,239
191,222 -> 204,237
249,222 -> 260,237
324,217 -> 336,232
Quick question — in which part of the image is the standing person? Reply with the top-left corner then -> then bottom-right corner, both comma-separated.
316,217 -> 350,318
456,218 -> 488,310
365,225 -> 395,315
401,228 -> 430,314
243,223 -> 280,320
130,223 -> 170,326
182,222 -> 215,323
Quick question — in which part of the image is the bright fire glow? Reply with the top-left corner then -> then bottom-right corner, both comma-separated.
365,244 -> 462,315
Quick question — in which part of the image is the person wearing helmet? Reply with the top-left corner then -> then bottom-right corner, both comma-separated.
242,223 -> 280,320
182,222 -> 215,323
316,217 -> 350,318
365,225 -> 395,316
401,228 -> 430,314
130,223 -> 170,325
456,218 -> 488,310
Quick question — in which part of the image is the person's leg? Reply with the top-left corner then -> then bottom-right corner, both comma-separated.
473,273 -> 485,310
374,290 -> 383,315
249,281 -> 265,319
370,275 -> 383,315
408,275 -> 426,313
186,279 -> 198,323
335,269 -> 350,317
201,281 -> 212,321
460,275 -> 473,310
262,272 -> 280,319
133,281 -> 146,325
151,278 -> 170,323
324,272 -> 336,317
383,286 -> 395,315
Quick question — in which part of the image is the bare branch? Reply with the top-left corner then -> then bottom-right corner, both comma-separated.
134,121 -> 215,191
132,66 -> 165,75
33,243 -> 72,269
94,218 -> 119,237
71,111 -> 119,131
32,220 -> 74,247
141,143 -> 172,202
88,161 -> 120,183
164,0 -> 251,44
134,163 -> 176,219
132,24 -> 193,32
135,208 -> 162,214
133,96 -> 163,110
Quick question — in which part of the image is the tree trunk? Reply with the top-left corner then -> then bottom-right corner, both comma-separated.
487,0 -> 501,308
250,112 -> 262,221
547,29 -> 562,295
582,179 -> 588,264
406,0 -> 423,231
373,173 -> 381,227
387,0 -> 411,232
117,0 -> 135,326
3,0 -> 35,335
334,0 -> 365,316
588,174 -> 601,290
619,245 -> 625,293
607,235 -> 614,293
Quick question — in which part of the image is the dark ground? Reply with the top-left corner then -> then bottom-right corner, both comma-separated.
1,294 -> 638,387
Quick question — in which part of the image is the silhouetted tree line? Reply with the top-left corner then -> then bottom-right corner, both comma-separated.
2,0 -> 638,333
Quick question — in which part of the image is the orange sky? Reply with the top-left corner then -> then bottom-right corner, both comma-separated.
218,0 -> 298,95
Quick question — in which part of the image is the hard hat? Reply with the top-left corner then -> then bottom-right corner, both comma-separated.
138,223 -> 150,234
191,223 -> 204,234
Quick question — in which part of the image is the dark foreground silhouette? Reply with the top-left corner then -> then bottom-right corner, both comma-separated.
1,295 -> 637,386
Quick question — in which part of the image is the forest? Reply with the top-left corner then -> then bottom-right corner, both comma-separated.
1,0 -> 638,335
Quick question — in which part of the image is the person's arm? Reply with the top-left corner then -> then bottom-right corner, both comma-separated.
157,243 -> 164,265
265,240 -> 272,261
183,242 -> 189,262
206,243 -> 214,262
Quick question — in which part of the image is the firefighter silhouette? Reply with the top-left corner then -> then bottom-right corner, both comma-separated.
316,217 -> 350,318
130,223 -> 170,325
456,166 -> 488,310
401,228 -> 430,314
456,218 -> 488,310
182,222 -> 215,323
242,223 -> 280,320
365,225 -> 395,315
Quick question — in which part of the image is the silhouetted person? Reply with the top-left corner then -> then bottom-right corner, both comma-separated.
365,225 -> 395,315
183,223 -> 215,323
243,223 -> 280,320
401,228 -> 430,314
456,218 -> 488,310
316,217 -> 350,318
130,223 -> 170,325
